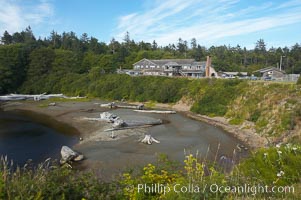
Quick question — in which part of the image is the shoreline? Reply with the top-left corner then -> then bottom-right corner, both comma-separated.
148,101 -> 268,149
1,99 -> 268,150
1,100 -> 148,144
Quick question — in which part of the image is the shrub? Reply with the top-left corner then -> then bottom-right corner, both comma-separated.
191,79 -> 246,116
237,144 -> 301,186
249,109 -> 261,122
229,118 -> 244,125
0,157 -> 118,200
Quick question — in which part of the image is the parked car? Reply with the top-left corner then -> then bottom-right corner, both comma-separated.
264,76 -> 274,81
249,76 -> 258,80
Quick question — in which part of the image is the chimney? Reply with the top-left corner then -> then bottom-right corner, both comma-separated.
205,56 -> 211,77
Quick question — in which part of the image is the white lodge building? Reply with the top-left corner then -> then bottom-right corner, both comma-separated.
132,58 -> 206,78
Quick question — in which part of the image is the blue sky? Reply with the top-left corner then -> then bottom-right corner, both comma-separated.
0,0 -> 301,49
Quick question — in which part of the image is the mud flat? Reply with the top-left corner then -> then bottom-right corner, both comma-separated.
153,101 -> 268,149
2,100 -> 248,179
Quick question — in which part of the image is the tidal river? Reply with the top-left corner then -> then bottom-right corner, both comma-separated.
0,108 -> 247,174
0,110 -> 78,166
75,108 -> 248,176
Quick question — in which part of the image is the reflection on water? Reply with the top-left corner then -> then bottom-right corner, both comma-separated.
0,110 -> 79,166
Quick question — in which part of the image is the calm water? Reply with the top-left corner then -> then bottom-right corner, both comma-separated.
0,107 -> 247,175
76,109 -> 248,177
0,110 -> 79,166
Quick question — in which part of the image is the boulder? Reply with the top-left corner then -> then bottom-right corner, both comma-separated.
60,146 -> 84,164
136,104 -> 144,110
73,154 -> 84,161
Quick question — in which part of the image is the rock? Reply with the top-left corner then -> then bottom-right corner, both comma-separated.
218,155 -> 234,173
48,102 -> 56,106
73,154 -> 84,161
60,146 -> 84,164
137,104 -> 144,110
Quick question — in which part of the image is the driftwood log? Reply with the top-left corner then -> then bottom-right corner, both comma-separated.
82,112 -> 121,123
116,104 -> 144,110
65,96 -> 86,99
141,135 -> 160,145
104,119 -> 162,131
98,102 -> 144,110
133,110 -> 176,114
104,124 -> 153,132
110,131 -> 116,139
82,117 -> 107,121
0,93 -> 84,101
100,102 -> 116,108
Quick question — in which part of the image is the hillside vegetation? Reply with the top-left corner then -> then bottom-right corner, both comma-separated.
189,79 -> 301,140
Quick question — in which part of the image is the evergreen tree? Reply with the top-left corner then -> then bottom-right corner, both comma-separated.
12,32 -> 24,43
191,38 -> 197,49
1,31 -> 13,45
23,26 -> 36,43
255,39 -> 266,53
152,40 -> 158,50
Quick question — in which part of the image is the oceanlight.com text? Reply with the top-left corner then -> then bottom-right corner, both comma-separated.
135,183 -> 295,196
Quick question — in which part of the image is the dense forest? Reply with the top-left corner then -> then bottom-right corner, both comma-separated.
1,26 -> 301,94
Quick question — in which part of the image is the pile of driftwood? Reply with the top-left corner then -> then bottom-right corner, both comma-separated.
133,110 -> 176,114
83,112 -> 126,128
84,112 -> 162,144
0,93 -> 86,101
84,112 -> 163,130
